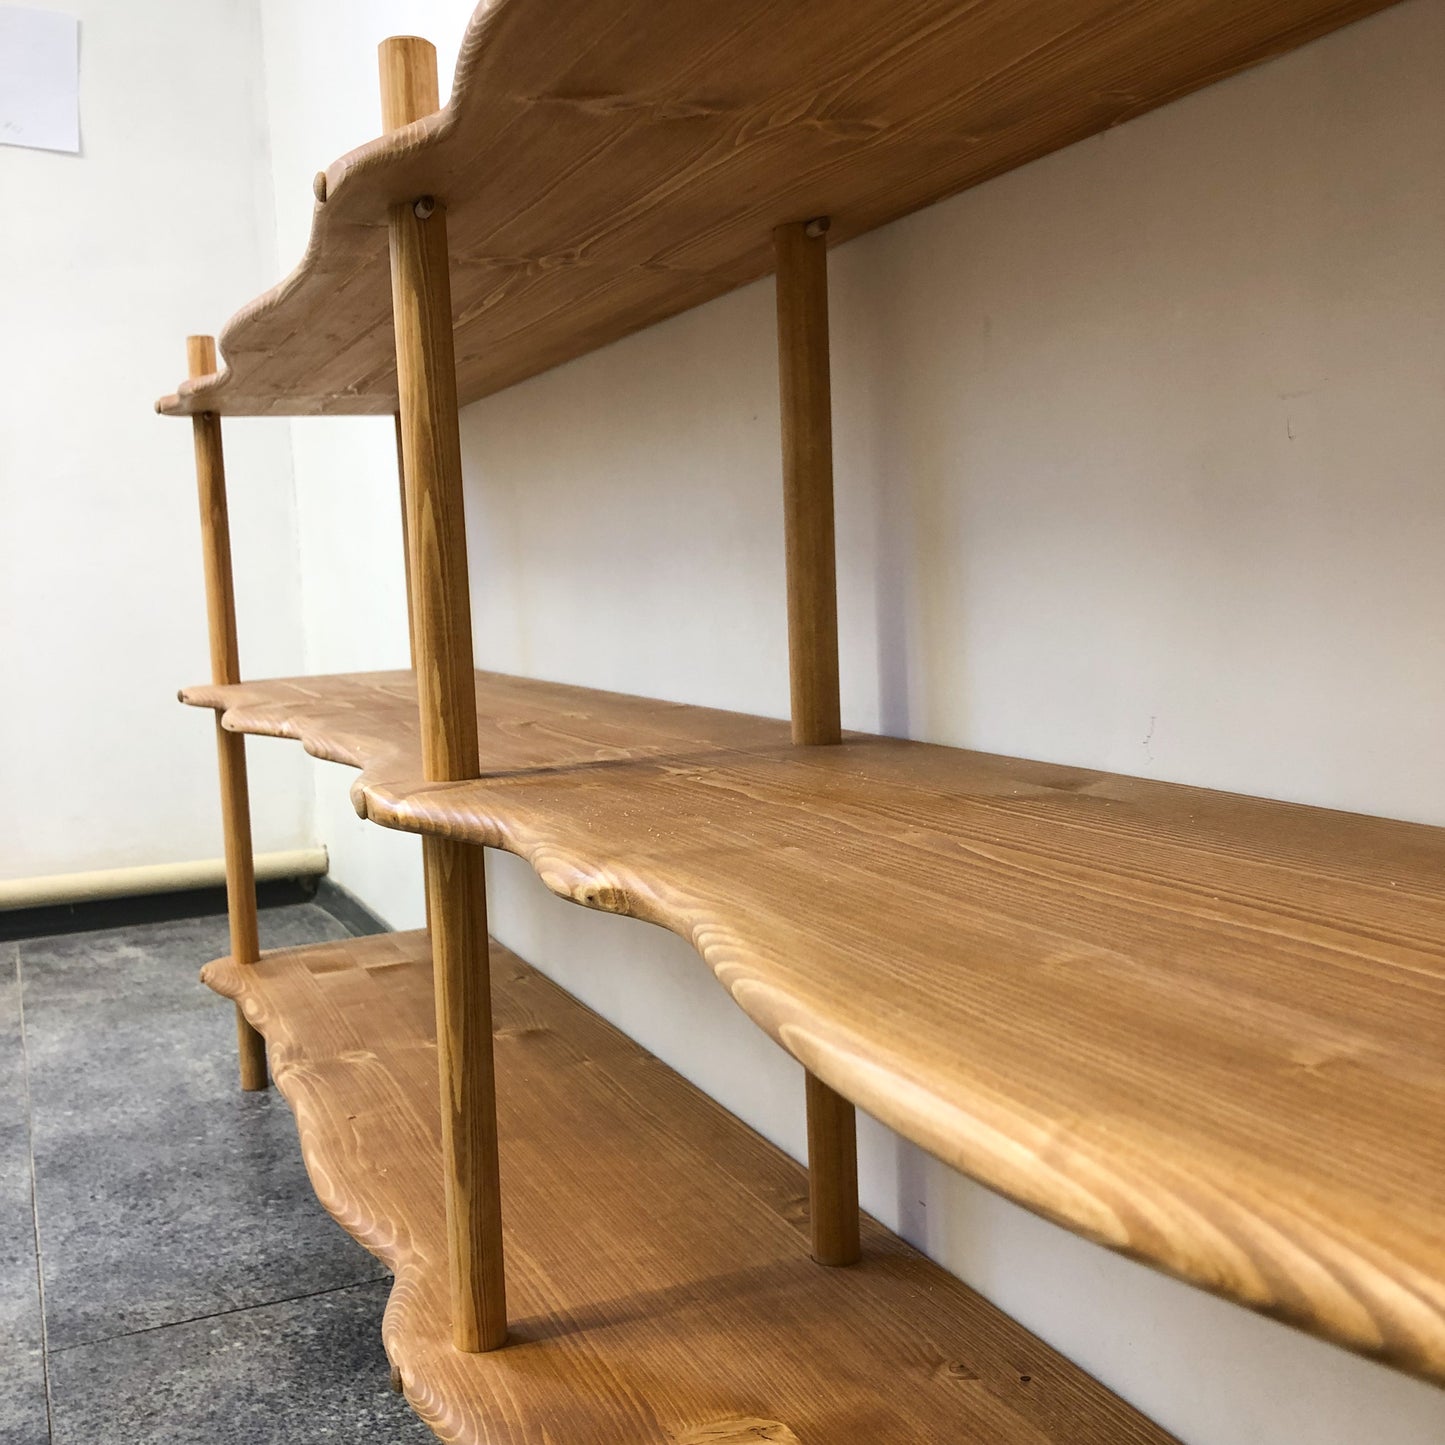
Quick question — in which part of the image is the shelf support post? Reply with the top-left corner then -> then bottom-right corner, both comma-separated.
186,335 -> 268,1093
774,219 -> 861,1267
382,35 -> 507,1354
394,413 -> 433,941
394,414 -> 420,668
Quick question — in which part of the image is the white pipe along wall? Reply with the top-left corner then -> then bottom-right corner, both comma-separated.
257,2 -> 1445,1442
0,849 -> 328,912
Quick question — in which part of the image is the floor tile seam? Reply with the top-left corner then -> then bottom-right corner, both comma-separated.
45,1272 -> 392,1357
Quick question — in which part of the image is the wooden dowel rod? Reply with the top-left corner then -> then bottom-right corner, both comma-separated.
388,217 -> 480,783
774,221 -> 860,1267
188,335 -> 242,685
394,413 -> 419,670
774,219 -> 842,749
187,334 -> 267,1092
394,413 -> 433,941
382,34 -> 506,1353
805,1071 -> 861,1265
424,835 -> 504,1343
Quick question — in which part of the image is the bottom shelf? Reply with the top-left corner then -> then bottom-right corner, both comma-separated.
204,931 -> 1174,1444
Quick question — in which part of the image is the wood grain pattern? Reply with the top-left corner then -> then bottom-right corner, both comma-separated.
185,335 -> 267,1092
156,0 -> 1400,418
180,668 -> 1445,1384
203,930 -> 1176,1443
384,34 -> 506,1353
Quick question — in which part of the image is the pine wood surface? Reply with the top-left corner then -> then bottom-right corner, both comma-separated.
203,930 -> 1175,1443
180,668 -> 1445,1384
156,0 -> 1397,418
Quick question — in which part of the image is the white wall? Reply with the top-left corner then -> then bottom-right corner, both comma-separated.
0,0 -> 313,882
259,3 -> 1445,1441
259,0 -> 472,925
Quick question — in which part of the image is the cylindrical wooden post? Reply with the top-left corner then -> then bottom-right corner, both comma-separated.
395,413 -> 433,943
187,335 -> 268,1093
774,220 -> 861,1267
775,220 -> 842,749
394,414 -> 419,668
806,1071 -> 860,1263
382,36 -> 507,1353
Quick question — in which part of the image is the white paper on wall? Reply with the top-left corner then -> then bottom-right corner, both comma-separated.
0,6 -> 79,154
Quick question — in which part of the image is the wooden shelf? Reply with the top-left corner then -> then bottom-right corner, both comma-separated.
206,929 -> 1174,1443
182,669 -> 1445,1385
156,0 -> 1397,418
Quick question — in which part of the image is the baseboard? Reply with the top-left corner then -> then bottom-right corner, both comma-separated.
0,876 -> 322,944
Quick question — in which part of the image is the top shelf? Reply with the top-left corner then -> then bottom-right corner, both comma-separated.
158,0 -> 1397,417
181,668 -> 1445,1385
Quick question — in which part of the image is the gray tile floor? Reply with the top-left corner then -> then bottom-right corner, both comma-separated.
0,903 -> 435,1444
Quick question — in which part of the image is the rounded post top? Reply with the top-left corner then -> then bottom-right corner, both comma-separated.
379,36 -> 440,131
186,334 -> 217,380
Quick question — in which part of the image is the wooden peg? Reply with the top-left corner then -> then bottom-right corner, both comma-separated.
773,221 -> 861,1267
382,36 -> 507,1353
187,335 -> 267,1093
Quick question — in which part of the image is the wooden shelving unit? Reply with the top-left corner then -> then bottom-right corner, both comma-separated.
159,1 -> 1440,1438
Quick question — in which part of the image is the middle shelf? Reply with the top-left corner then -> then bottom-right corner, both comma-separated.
180,667 -> 1445,1384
